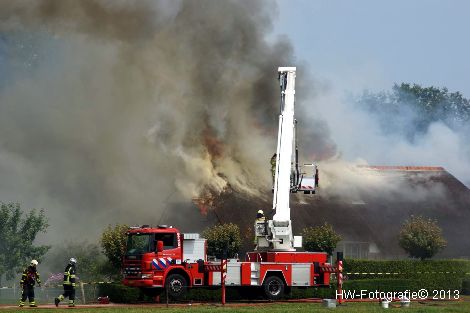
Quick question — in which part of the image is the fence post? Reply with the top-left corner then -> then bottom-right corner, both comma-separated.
221,258 -> 227,305
80,282 -> 86,304
336,252 -> 344,305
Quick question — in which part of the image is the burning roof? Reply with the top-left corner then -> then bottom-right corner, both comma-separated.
205,165 -> 470,258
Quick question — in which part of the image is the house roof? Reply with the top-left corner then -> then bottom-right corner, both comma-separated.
210,166 -> 470,258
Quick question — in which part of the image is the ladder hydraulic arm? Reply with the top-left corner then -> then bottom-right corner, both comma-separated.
256,67 -> 303,251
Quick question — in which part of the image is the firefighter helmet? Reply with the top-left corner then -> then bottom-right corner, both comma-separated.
70,258 -> 77,264
30,260 -> 38,266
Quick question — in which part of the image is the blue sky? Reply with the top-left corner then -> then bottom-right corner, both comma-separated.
275,0 -> 470,96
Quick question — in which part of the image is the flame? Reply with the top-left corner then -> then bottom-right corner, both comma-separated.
192,185 -> 233,217
192,188 -> 217,216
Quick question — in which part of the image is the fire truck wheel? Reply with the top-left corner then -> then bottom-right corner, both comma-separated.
166,274 -> 187,300
263,275 -> 285,300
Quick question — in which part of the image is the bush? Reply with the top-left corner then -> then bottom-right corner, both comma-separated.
302,223 -> 342,256
343,259 -> 470,293
462,280 -> 470,295
98,283 -> 143,303
100,224 -> 128,277
344,259 -> 470,279
399,215 -> 446,260
202,223 -> 241,259
343,278 -> 462,294
287,287 -> 336,299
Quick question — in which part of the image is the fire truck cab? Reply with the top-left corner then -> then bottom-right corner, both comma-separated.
123,225 -> 205,299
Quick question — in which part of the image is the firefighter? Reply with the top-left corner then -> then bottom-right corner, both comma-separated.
19,259 -> 41,307
270,153 -> 277,184
54,258 -> 77,307
254,209 -> 267,248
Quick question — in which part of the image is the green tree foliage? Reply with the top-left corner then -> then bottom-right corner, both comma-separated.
44,241 -> 108,282
100,224 -> 128,275
399,215 -> 447,260
357,83 -> 470,138
202,223 -> 241,258
0,202 -> 50,282
396,83 -> 470,123
302,222 -> 342,256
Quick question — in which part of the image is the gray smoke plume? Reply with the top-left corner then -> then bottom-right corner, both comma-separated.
0,0 -> 337,242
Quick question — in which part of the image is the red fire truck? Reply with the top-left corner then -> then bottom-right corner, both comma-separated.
122,67 -> 340,300
122,225 -> 334,300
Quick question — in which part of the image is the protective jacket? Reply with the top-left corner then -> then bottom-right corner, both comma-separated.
20,266 -> 41,287
256,216 -> 266,223
270,154 -> 277,182
63,264 -> 76,287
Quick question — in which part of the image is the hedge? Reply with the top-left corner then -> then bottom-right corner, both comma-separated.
343,278 -> 458,293
342,259 -> 470,293
98,260 -> 470,302
462,280 -> 470,295
98,283 -> 145,303
97,284 -> 338,302
344,259 -> 470,280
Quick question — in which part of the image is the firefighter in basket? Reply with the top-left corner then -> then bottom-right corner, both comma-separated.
254,209 -> 267,248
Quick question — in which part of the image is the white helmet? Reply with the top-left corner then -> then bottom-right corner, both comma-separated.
70,258 -> 77,264
31,259 -> 38,266
257,210 -> 264,214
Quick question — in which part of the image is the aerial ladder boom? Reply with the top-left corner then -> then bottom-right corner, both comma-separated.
272,67 -> 296,222
255,67 -> 317,251
269,67 -> 297,251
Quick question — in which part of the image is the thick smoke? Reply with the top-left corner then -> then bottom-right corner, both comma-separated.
0,0 -> 335,242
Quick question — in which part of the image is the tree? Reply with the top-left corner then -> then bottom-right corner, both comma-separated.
0,202 -> 50,284
100,224 -> 128,276
44,241 -> 108,282
202,223 -> 241,258
357,83 -> 470,140
399,215 -> 446,260
302,222 -> 342,256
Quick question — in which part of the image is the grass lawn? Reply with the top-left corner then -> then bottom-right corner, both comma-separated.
1,301 -> 470,313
